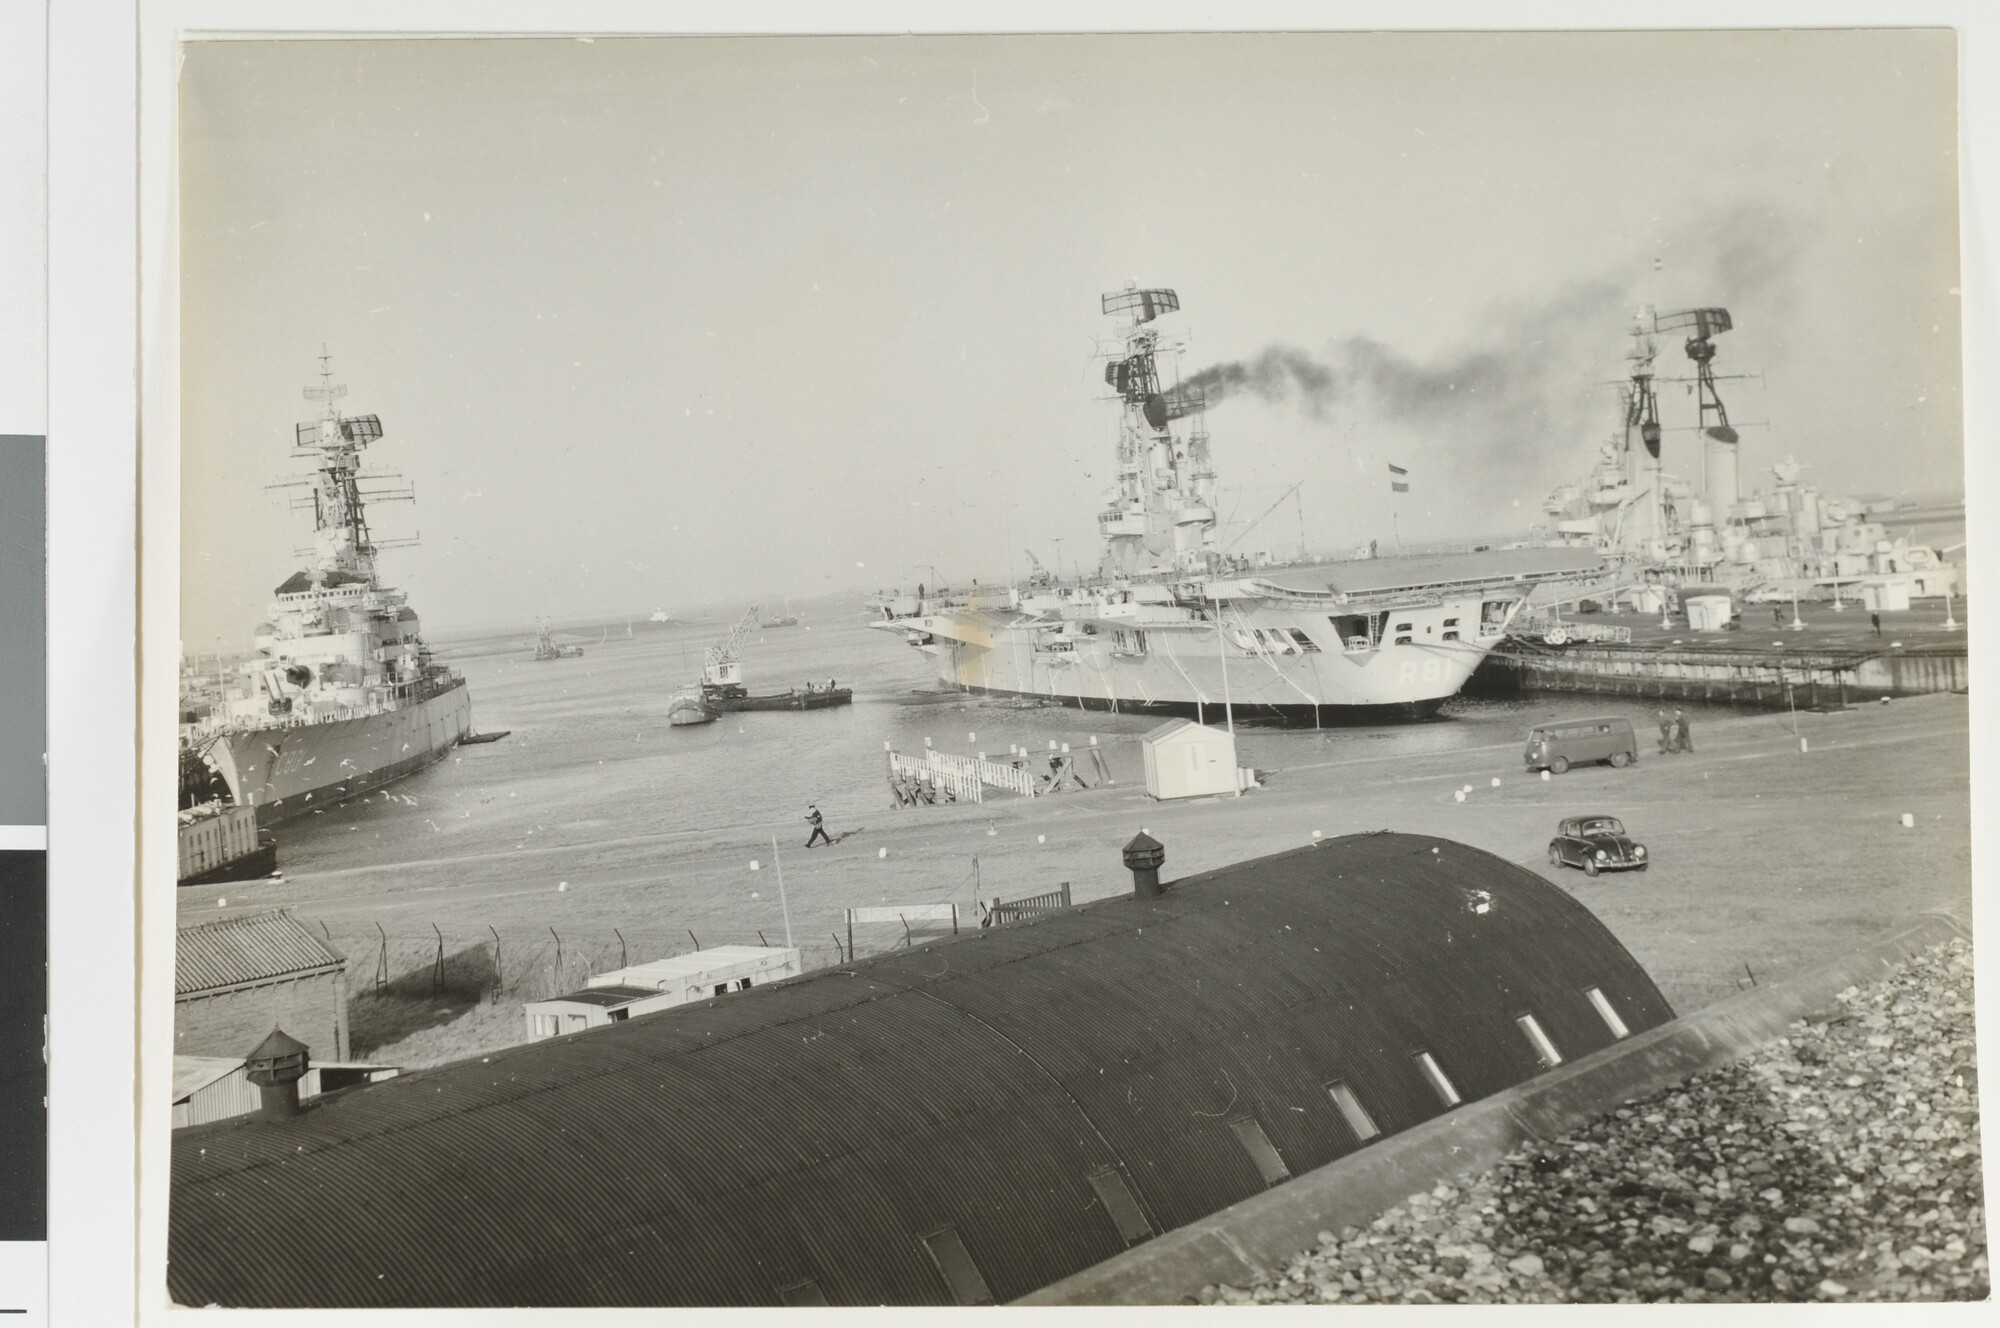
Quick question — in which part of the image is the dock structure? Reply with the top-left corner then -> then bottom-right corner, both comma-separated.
1477,601 -> 1968,708
1479,638 -> 1966,709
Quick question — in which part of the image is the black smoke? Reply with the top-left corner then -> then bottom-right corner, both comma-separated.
1175,204 -> 1813,495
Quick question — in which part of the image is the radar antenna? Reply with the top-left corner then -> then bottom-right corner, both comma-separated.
1653,307 -> 1737,444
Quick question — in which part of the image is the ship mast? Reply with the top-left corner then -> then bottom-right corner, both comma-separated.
1096,286 -> 1217,578
286,347 -> 413,583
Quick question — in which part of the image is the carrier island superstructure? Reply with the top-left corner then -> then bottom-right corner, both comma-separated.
195,355 -> 471,823
871,288 -> 1603,723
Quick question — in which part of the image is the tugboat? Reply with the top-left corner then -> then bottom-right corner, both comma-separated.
869,287 -> 1601,723
531,618 -> 584,661
191,351 -> 472,825
667,687 -> 717,727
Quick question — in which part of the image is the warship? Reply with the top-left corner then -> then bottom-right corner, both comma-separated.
871,288 -> 1602,723
194,354 -> 472,824
1532,306 -> 1964,616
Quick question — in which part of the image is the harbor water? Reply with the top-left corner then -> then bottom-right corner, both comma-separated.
259,593 -> 1759,885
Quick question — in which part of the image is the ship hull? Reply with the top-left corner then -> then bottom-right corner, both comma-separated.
207,679 -> 472,826
887,598 -> 1503,728
711,688 -> 853,712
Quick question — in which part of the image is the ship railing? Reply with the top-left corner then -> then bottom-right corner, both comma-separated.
1511,617 -> 1634,645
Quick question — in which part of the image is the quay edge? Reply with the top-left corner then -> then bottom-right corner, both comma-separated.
1469,640 -> 1967,710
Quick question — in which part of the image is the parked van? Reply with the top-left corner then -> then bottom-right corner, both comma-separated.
1524,716 -> 1638,774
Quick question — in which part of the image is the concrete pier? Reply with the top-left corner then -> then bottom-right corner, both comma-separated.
1473,600 -> 1969,709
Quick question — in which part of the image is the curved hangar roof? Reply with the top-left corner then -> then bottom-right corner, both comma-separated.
169,832 -> 1671,1308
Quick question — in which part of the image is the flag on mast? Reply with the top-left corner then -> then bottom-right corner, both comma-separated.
1388,461 -> 1410,494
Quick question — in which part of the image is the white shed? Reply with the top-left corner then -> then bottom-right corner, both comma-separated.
524,945 -> 803,1042
1860,577 -> 1912,612
1683,590 -> 1733,632
1141,720 -> 1241,800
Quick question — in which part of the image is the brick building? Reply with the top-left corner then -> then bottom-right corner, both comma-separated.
175,909 -> 349,1062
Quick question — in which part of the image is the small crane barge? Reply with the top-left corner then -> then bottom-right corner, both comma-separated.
698,607 -> 852,712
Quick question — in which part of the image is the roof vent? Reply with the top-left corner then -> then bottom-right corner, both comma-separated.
1122,831 -> 1165,899
244,1028 -> 310,1121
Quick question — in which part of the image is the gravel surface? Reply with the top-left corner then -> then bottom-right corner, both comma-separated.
1203,939 -> 1984,1304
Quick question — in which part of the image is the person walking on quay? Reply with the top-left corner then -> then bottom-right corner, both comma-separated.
805,803 -> 833,848
1773,604 -> 1785,628
1871,611 -> 1883,637
1656,709 -> 1678,755
1673,709 -> 1694,754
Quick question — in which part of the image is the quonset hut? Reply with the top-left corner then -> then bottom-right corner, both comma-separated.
168,831 -> 1672,1308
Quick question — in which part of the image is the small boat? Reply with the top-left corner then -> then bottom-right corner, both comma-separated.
763,599 -> 801,628
667,688 -> 717,727
532,619 -> 584,661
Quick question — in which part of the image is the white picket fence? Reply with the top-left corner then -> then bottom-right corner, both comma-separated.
889,749 -> 1043,800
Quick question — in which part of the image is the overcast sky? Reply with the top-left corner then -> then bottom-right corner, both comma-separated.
179,30 -> 1962,647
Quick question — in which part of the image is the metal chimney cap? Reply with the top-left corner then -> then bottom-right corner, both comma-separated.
1122,831 -> 1165,871
244,1028 -> 310,1086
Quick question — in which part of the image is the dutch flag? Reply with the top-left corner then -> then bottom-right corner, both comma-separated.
1388,462 -> 1409,493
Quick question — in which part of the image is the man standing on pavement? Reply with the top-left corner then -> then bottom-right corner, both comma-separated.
805,803 -> 832,848
1673,709 -> 1693,754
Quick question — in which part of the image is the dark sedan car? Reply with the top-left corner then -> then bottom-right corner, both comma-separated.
1548,815 -> 1648,877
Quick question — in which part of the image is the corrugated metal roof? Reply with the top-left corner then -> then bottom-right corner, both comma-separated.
175,910 -> 345,996
169,832 -> 1671,1308
172,1056 -> 244,1102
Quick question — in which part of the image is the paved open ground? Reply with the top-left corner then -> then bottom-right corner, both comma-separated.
184,690 -> 1971,1042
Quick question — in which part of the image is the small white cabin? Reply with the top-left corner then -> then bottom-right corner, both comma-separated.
1859,577 -> 1913,612
523,945 -> 802,1041
1141,720 -> 1241,800
1683,590 -> 1734,632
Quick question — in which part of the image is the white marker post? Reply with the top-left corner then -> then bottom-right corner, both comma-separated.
770,834 -> 794,947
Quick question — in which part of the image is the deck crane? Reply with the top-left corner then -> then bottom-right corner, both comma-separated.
701,606 -> 761,695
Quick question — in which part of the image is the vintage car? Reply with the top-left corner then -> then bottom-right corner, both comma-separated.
1548,815 -> 1648,876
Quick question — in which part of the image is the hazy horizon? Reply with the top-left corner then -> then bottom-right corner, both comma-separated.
180,31 -> 1964,650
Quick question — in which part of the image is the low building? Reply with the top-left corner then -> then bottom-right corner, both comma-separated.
172,1054 -> 400,1129
175,909 -> 348,1062
523,945 -> 803,1041
171,833 -> 1671,1309
1140,719 -> 1241,799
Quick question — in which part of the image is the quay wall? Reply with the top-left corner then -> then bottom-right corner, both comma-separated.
1471,644 -> 1967,709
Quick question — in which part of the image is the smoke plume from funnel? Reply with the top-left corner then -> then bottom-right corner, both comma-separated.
1176,204 -> 1812,501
